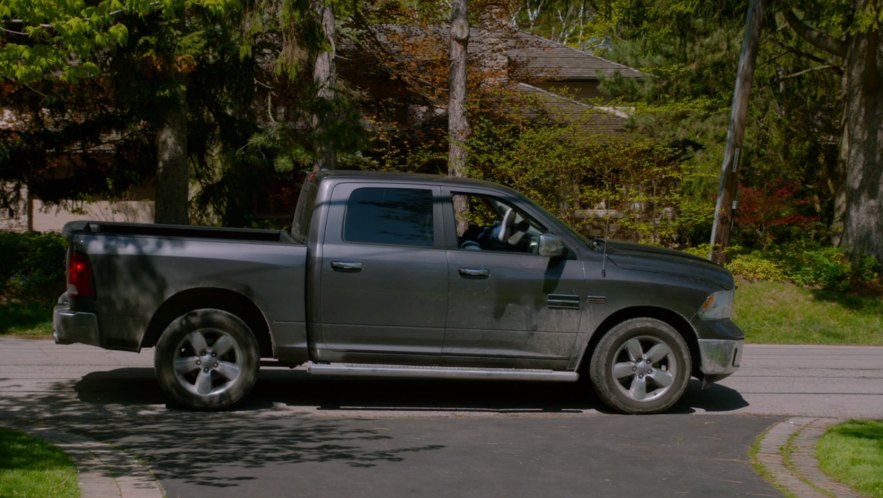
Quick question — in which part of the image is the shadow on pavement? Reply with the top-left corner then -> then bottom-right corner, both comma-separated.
70,367 -> 748,415
0,365 -> 755,493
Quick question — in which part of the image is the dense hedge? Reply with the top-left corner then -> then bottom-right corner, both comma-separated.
0,231 -> 67,301
685,243 -> 881,291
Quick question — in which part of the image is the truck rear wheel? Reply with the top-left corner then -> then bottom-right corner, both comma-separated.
589,318 -> 691,414
155,309 -> 259,410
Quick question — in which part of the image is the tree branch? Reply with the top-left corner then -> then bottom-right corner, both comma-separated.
777,64 -> 841,81
781,9 -> 848,58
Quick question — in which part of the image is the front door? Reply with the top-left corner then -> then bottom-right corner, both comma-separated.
443,191 -> 585,369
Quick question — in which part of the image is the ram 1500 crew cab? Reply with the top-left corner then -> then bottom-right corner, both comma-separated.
54,171 -> 743,413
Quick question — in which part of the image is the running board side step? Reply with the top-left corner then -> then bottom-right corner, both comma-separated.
307,362 -> 579,382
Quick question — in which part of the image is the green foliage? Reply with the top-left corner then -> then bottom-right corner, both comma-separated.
720,243 -> 880,291
465,92 -> 711,245
817,420 -> 883,498
0,0 -> 127,84
0,428 -> 80,498
726,253 -> 787,282
780,245 -> 854,290
0,231 -> 67,301
0,301 -> 53,336
3,0 -> 368,227
591,0 -> 859,258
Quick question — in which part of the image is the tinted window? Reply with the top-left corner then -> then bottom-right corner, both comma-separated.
344,188 -> 434,246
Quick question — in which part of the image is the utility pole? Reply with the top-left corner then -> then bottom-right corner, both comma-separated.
709,0 -> 764,264
448,0 -> 469,179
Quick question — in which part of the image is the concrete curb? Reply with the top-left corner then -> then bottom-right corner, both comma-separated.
756,417 -> 860,498
8,425 -> 164,498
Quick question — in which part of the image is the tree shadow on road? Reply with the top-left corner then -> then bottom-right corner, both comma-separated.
70,367 -> 749,415
0,366 -> 753,491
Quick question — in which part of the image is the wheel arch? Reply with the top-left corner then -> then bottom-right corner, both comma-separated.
142,288 -> 273,358
579,306 -> 702,378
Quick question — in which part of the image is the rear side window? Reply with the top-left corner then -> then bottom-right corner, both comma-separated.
344,187 -> 434,246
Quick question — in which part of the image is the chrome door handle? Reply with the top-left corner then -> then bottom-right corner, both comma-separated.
331,261 -> 363,272
459,268 -> 490,278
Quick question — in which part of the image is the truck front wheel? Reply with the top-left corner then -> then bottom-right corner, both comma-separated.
589,318 -> 691,414
155,309 -> 259,410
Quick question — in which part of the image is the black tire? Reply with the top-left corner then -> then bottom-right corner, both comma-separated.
589,318 -> 691,414
154,309 -> 259,410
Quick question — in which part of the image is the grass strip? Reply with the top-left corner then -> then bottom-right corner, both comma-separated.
0,427 -> 80,498
0,301 -> 54,337
817,419 -> 883,498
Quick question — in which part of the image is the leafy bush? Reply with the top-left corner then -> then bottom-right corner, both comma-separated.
779,246 -> 852,290
706,242 -> 880,291
0,231 -> 67,301
725,253 -> 787,282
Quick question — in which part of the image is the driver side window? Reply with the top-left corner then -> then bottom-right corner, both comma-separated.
452,193 -> 545,254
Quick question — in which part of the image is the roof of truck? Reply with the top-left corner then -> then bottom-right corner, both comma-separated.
312,170 -> 521,193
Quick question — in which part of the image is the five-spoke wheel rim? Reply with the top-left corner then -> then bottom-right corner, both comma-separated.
172,328 -> 243,397
610,335 -> 678,403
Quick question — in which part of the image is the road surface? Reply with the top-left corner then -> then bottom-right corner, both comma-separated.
1,340 -> 881,497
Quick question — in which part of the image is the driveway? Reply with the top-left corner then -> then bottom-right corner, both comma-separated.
2,339 -> 882,497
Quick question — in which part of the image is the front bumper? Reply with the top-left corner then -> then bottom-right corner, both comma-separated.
53,295 -> 101,347
697,338 -> 743,384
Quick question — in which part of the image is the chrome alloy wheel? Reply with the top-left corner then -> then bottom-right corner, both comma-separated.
610,335 -> 678,402
173,329 -> 244,397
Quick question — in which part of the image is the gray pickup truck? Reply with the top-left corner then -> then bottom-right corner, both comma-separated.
54,170 -> 743,414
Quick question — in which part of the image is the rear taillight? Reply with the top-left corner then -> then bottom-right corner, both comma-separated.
67,251 -> 94,298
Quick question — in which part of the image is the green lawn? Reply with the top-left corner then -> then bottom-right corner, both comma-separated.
0,427 -> 80,498
734,280 -> 883,345
0,301 -> 54,337
817,420 -> 883,498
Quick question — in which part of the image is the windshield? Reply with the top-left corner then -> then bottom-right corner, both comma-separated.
521,195 -> 594,249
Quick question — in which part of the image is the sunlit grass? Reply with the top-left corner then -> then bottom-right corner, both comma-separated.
734,280 -> 883,345
817,420 -> 883,497
0,427 -> 80,498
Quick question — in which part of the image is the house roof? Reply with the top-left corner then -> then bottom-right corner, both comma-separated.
358,24 -> 642,84
499,31 -> 643,81
512,82 -> 630,134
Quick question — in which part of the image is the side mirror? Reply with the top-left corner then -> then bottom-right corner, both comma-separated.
537,233 -> 565,258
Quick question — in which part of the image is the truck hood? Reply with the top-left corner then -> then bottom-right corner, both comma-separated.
600,240 -> 734,290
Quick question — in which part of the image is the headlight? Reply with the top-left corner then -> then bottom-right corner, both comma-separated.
698,290 -> 734,320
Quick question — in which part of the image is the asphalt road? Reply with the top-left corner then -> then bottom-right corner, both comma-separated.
1,339 -> 881,497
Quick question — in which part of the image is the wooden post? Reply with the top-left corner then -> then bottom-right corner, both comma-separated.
709,0 -> 764,264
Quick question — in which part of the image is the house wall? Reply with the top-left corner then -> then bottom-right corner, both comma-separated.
1,185 -> 153,232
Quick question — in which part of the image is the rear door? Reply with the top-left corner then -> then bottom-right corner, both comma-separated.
313,182 -> 448,361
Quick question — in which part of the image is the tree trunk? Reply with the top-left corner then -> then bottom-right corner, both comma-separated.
448,0 -> 469,180
842,0 -> 882,264
782,1 -> 883,265
312,0 -> 337,172
154,93 -> 189,224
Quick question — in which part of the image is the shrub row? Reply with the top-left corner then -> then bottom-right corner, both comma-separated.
0,231 -> 67,301
686,243 -> 881,292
